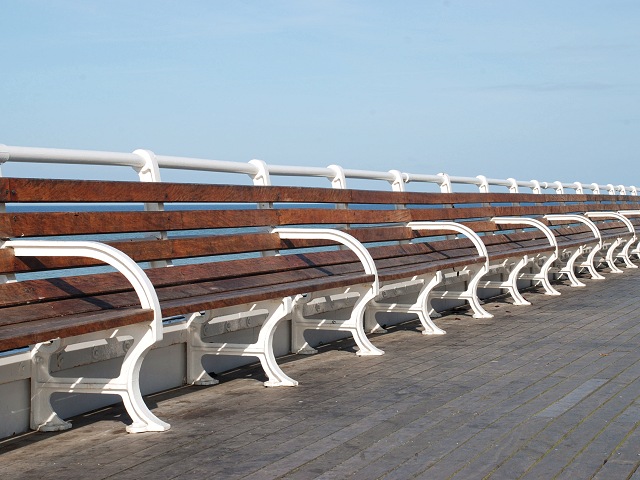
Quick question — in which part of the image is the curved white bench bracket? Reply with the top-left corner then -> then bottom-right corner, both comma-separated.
2,240 -> 168,434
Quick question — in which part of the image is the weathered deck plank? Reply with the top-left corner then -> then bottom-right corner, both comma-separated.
2,268 -> 640,479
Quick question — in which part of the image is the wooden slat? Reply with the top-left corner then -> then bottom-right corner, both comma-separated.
0,265 -> 375,328
346,226 -> 413,244
158,272 -> 375,317
0,232 -> 348,275
378,256 -> 486,281
7,178 -> 640,209
0,210 -> 281,237
3,178 -> 356,204
0,248 -> 369,308
0,308 -> 154,351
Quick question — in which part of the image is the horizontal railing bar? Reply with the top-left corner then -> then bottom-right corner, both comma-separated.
267,164 -> 334,178
341,169 -> 398,182
447,175 -> 482,185
516,180 -> 536,188
485,178 -> 513,187
403,173 -> 446,184
0,144 -> 636,194
0,145 -> 145,168
155,155 -> 258,175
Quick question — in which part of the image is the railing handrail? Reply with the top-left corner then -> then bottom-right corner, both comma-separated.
0,144 -> 636,195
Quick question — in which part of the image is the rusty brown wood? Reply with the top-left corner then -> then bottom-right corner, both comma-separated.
3,176 -> 639,358
0,308 -> 154,351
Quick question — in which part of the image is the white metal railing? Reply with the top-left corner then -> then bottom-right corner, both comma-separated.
0,144 -> 636,195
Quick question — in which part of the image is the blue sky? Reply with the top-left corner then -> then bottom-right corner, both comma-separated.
2,0 -> 639,187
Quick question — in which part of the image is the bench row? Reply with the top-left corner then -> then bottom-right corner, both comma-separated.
1,178 -> 639,433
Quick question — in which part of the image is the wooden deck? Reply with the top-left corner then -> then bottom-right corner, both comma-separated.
2,269 -> 640,479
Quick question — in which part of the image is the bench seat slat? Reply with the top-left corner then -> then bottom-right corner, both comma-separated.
0,243 -> 488,312
0,308 -> 154,351
377,256 -> 487,282
158,272 -> 375,316
486,244 -> 555,260
0,266 -> 375,325
0,258 -> 369,309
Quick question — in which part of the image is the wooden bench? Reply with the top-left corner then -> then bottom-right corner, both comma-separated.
2,178 -> 639,434
359,191 -> 640,327
0,179 -> 385,432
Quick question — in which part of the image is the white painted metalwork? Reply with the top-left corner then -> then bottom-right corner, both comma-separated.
187,298 -> 299,387
491,217 -> 562,297
550,181 -> 564,194
407,221 -> 493,319
530,180 -> 543,194
274,227 -> 383,356
274,228 -> 379,294
617,210 -> 640,258
327,164 -> 347,189
476,175 -> 490,193
436,173 -> 453,193
0,144 -> 636,196
486,177 -> 516,192
403,172 -> 448,188
504,178 -> 519,193
583,212 -> 637,270
186,226 -> 384,387
1,240 -> 168,433
0,144 -> 146,170
544,214 -> 605,283
446,175 -> 484,189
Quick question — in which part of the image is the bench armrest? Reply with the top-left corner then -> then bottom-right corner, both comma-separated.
271,227 -> 379,295
584,211 -> 636,236
544,214 -> 602,242
491,217 -> 558,249
1,240 -> 163,341
618,210 -> 640,218
406,221 -> 489,268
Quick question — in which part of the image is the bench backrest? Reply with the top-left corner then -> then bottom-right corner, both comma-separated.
3,179 -> 640,277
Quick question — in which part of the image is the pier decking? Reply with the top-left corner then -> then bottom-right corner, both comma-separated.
2,269 -> 640,479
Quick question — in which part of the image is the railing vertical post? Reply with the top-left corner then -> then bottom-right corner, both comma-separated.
607,184 -> 616,195
388,170 -> 406,192
476,175 -> 490,193
132,149 -> 171,267
552,181 -> 564,194
248,159 -> 273,210
132,149 -> 161,183
132,149 -> 163,209
530,180 -> 542,194
388,170 -> 407,215
437,173 -> 452,193
132,149 -> 163,210
325,165 -> 349,243
573,182 -> 584,194
0,145 -> 11,283
247,159 -> 278,256
248,159 -> 271,186
0,144 -> 9,179
507,178 -> 519,193
327,164 -> 347,190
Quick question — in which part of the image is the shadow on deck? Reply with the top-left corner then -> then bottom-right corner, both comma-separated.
2,269 -> 640,479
